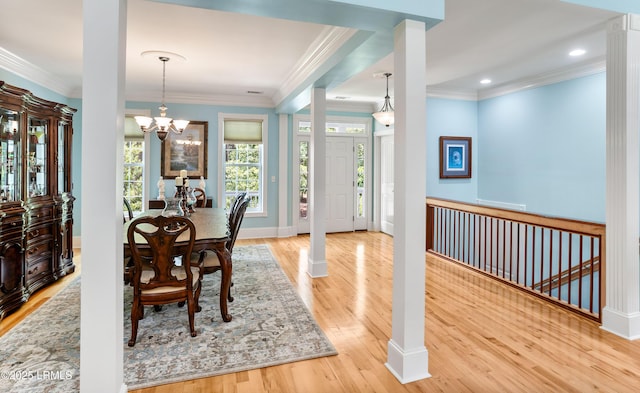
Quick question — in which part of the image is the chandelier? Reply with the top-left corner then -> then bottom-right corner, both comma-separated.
372,72 -> 394,128
135,56 -> 189,141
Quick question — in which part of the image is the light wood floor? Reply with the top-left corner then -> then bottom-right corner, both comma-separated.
3,232 -> 640,392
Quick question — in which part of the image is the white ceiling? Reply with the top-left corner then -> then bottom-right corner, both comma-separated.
0,0 -> 620,112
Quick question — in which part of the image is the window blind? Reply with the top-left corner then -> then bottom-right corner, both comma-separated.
124,116 -> 144,141
224,119 -> 263,143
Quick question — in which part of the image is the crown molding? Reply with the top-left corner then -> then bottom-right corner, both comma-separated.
326,100 -> 377,113
0,47 -> 74,97
426,86 -> 478,101
423,58 -> 606,102
125,91 -> 276,108
478,58 -> 606,100
272,25 -> 357,105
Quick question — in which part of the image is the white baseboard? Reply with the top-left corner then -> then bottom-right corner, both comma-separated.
237,226 -> 293,240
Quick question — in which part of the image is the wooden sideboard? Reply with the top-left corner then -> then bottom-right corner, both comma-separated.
0,81 -> 75,320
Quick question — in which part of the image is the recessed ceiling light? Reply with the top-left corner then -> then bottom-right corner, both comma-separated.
246,90 -> 263,95
480,79 -> 492,85
569,49 -> 586,57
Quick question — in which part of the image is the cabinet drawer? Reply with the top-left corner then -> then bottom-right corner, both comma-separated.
27,205 -> 54,224
25,224 -> 54,243
0,214 -> 23,237
25,257 -> 51,284
25,239 -> 53,261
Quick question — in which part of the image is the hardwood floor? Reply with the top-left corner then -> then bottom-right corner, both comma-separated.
3,232 -> 640,392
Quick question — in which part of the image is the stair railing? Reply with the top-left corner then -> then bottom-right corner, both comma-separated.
426,197 -> 605,322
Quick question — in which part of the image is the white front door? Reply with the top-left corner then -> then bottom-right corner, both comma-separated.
295,134 -> 369,234
325,136 -> 354,233
380,134 -> 394,235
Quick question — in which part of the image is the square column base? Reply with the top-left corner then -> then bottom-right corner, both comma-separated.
307,258 -> 328,278
601,307 -> 640,340
385,339 -> 431,384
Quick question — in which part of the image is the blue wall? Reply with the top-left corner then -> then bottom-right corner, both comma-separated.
426,97 -> 479,203
477,73 -> 606,222
1,67 -> 609,236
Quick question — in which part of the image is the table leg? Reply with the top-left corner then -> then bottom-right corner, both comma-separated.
214,247 -> 233,322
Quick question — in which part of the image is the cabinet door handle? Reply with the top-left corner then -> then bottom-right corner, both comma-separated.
29,230 -> 40,237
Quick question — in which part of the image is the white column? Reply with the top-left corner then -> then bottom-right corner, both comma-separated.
385,19 -> 430,382
308,88 -> 328,277
602,14 -> 640,340
80,0 -> 127,392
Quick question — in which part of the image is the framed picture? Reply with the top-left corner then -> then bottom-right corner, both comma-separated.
439,136 -> 471,179
161,120 -> 208,179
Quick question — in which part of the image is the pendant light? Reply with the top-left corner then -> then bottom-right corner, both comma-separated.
135,56 -> 189,141
372,72 -> 394,127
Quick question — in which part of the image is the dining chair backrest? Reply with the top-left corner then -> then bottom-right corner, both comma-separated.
229,191 -> 247,215
226,195 -> 250,254
127,215 -> 197,292
123,197 -> 134,223
193,187 -> 206,208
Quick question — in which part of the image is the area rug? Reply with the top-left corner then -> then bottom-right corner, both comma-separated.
0,245 -> 337,392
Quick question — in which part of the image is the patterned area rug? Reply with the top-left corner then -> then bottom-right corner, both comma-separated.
0,245 -> 337,391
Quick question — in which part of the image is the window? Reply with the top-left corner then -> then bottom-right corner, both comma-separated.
123,140 -> 144,213
123,116 -> 145,215
298,140 -> 309,220
297,120 -> 366,134
220,114 -> 267,216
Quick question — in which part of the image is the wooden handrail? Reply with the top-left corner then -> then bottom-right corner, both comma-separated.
426,197 -> 605,236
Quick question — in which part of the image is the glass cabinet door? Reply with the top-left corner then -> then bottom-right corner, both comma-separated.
27,117 -> 47,197
57,121 -> 67,193
0,109 -> 20,202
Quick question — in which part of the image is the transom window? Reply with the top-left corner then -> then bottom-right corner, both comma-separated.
297,120 -> 367,134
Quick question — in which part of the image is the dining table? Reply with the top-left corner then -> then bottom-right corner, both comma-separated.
123,207 -> 234,322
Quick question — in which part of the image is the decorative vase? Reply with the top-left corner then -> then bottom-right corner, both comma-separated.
162,197 -> 183,217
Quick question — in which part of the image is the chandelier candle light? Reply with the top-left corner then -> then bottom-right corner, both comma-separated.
372,72 -> 394,128
135,55 -> 190,141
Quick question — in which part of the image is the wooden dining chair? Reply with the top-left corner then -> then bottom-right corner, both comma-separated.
196,193 -> 249,302
126,215 -> 203,347
193,187 -> 206,208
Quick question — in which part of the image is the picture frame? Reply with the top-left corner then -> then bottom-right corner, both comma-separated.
439,136 -> 471,179
161,120 -> 208,179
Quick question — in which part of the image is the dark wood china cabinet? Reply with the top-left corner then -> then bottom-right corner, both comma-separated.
0,81 -> 75,320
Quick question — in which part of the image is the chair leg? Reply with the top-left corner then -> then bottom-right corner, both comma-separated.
128,300 -> 140,347
187,293 -> 197,337
194,279 -> 203,312
227,281 -> 234,302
